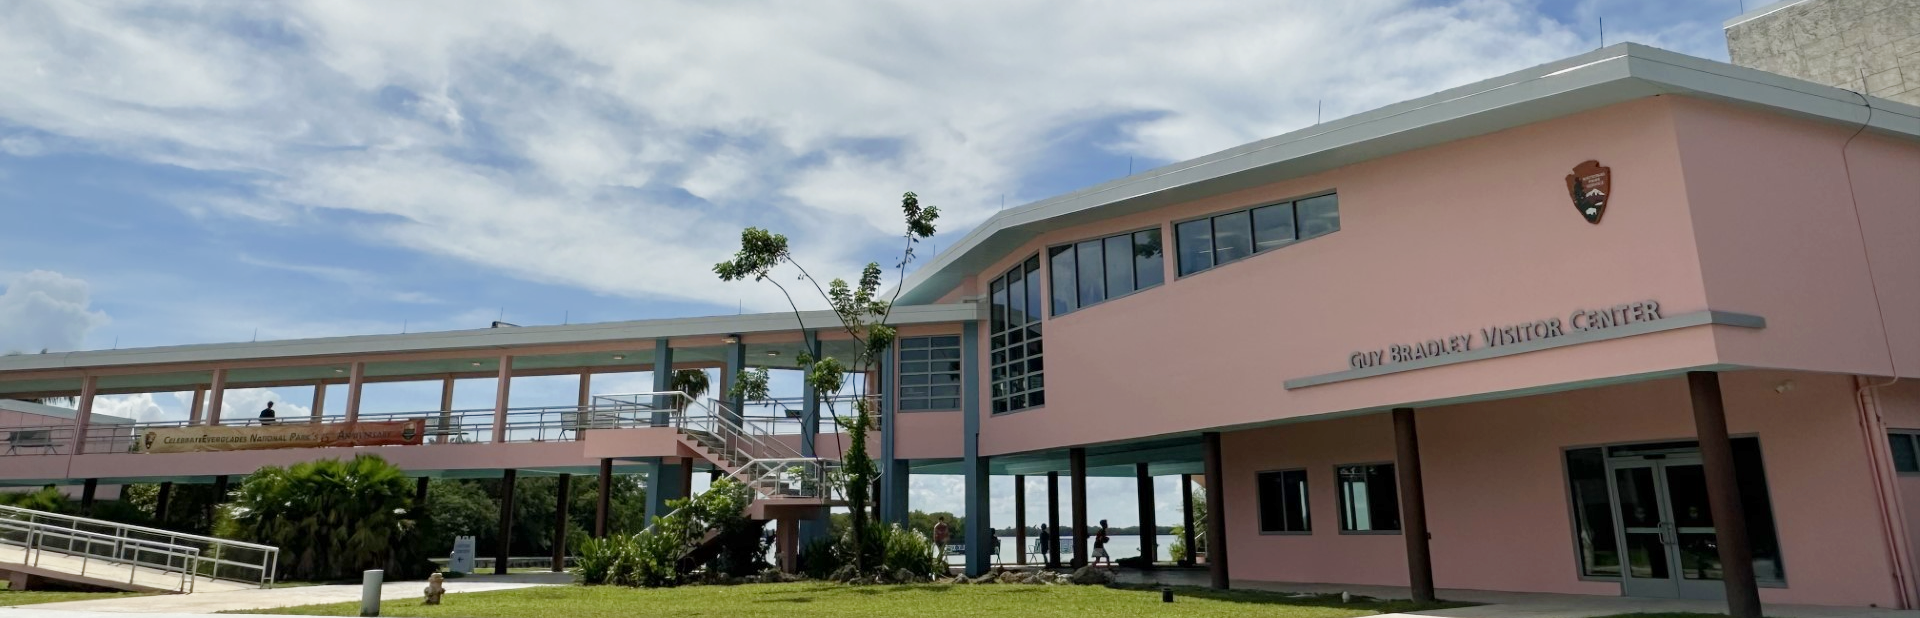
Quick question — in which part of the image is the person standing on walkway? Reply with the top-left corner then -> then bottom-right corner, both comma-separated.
258,402 -> 277,425
933,516 -> 951,554
1092,519 -> 1112,568
1036,522 -> 1053,566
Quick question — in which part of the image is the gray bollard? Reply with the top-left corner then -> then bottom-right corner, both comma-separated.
360,569 -> 384,617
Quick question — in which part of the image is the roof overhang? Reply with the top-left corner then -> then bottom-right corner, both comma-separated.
895,43 -> 1920,305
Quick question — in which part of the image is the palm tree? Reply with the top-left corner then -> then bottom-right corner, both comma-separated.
668,369 -> 709,412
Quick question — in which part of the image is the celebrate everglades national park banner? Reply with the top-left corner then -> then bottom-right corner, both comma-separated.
138,419 -> 427,453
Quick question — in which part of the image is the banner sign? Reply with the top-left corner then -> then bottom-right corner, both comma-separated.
139,419 -> 426,453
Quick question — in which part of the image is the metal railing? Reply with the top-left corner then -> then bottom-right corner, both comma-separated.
0,503 -> 279,590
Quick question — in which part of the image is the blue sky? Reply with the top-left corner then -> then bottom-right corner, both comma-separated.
0,0 -> 1745,527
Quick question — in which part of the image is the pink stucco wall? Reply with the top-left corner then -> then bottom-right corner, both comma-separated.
894,411 -> 963,460
1223,370 -> 1903,607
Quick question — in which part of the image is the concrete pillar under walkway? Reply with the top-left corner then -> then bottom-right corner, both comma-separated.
496,469 -> 517,575
552,473 -> 571,573
1047,471 -> 1061,568
1135,463 -> 1155,567
1690,371 -> 1763,618
596,458 -> 612,537
1392,407 -> 1436,604
1070,447 -> 1088,569
1202,432 -> 1228,589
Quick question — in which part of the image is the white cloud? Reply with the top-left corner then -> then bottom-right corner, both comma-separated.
0,0 -> 1600,312
218,388 -> 312,422
0,135 -> 42,157
0,271 -> 111,354
91,393 -> 171,423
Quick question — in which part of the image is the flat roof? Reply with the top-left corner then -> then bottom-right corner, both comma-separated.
0,303 -> 980,375
894,42 -> 1920,305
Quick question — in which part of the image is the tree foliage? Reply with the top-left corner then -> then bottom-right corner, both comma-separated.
712,191 -> 938,575
219,455 -> 431,581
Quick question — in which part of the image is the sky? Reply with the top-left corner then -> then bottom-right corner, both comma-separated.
0,0 -> 1745,528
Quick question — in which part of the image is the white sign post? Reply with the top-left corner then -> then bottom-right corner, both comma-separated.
449,536 -> 476,574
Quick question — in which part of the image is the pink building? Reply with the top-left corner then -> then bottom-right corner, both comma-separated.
4,43 -> 1920,612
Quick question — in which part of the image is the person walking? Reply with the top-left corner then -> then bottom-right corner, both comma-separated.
258,402 -> 277,425
1036,522 -> 1053,566
1092,519 -> 1112,568
933,516 -> 951,554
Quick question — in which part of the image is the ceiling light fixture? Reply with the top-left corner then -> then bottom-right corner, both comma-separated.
766,351 -> 779,357
723,336 -> 740,345
612,354 -> 626,360
470,362 -> 483,367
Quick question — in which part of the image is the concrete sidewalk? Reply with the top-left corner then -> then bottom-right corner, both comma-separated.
1117,569 -> 1920,618
1,572 -> 570,615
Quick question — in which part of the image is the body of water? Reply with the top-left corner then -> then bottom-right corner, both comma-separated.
941,534 -> 1179,565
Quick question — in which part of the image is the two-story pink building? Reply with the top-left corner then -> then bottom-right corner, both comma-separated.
5,44 -> 1920,613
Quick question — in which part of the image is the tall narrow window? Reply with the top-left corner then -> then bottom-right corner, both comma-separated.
1049,246 -> 1076,317
1337,463 -> 1400,532
1133,229 -> 1164,289
1103,235 -> 1132,297
1176,219 -> 1212,276
1211,210 -> 1253,264
1257,469 -> 1311,533
1565,448 -> 1621,577
898,336 -> 962,411
1892,433 -> 1920,473
1075,240 -> 1105,306
991,256 -> 1044,414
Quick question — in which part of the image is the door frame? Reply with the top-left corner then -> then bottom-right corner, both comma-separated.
1605,451 -> 1726,600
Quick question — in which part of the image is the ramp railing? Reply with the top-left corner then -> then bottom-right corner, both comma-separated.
0,504 -> 278,590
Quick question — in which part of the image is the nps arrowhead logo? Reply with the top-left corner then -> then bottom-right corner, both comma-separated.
1566,160 -> 1611,224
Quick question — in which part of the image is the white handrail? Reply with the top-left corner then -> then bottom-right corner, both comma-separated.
0,512 -> 204,592
0,504 -> 277,589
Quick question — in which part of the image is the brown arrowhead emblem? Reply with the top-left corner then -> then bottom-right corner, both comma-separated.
1566,160 -> 1610,224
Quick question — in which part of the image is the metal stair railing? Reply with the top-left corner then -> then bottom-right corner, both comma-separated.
0,503 -> 278,589
0,518 -> 201,592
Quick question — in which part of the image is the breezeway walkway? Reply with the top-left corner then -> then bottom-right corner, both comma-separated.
1116,569 -> 1920,618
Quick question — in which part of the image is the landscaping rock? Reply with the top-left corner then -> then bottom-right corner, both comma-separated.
830,564 -> 857,582
1068,566 -> 1114,585
996,571 -> 1023,584
894,568 -> 917,584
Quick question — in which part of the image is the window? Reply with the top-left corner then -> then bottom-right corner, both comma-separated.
1048,228 -> 1165,315
1257,470 -> 1311,533
898,336 -> 961,411
1336,463 -> 1400,533
1176,192 -> 1339,277
991,256 -> 1044,414
1891,432 -> 1920,473
1565,448 -> 1621,578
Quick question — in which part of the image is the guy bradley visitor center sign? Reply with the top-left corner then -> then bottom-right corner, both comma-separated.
1347,300 -> 1666,370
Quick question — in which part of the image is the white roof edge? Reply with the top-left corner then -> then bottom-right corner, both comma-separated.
1724,0 -> 1816,29
0,303 -> 983,373
895,42 -> 1920,305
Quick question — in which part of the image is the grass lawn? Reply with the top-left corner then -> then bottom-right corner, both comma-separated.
0,590 -> 151,606
241,581 -> 1462,618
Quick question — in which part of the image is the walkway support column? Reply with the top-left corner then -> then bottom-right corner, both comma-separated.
72,375 -> 98,454
492,356 -> 513,443
189,387 -> 206,425
651,339 -> 673,427
552,474 -> 571,572
1180,474 -> 1196,567
437,377 -> 455,443
80,479 -> 98,515
575,372 -> 592,441
1136,463 -> 1156,567
415,477 -> 430,507
1202,432 -> 1229,589
205,369 -> 228,426
209,475 -> 230,527
1690,371 -> 1762,618
310,381 -> 326,422
343,362 -> 365,424
798,331 -> 827,549
1047,471 -> 1062,568
596,458 -> 613,537
1070,447 -> 1088,569
965,447 -> 990,574
1014,475 -> 1027,565
496,469 -> 517,575
959,322 -> 988,576
155,482 -> 173,525
645,458 -> 684,527
878,342 -> 906,526
721,336 -> 744,428
1392,408 -> 1435,604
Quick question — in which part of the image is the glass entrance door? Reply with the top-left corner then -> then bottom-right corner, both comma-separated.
1607,456 -> 1725,600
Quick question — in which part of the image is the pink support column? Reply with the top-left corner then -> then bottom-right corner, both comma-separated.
344,362 -> 366,423
492,356 -> 513,443
205,369 -> 228,425
188,386 -> 206,425
310,380 -> 326,422
72,376 -> 98,455
576,371 -> 592,441
438,377 -> 455,444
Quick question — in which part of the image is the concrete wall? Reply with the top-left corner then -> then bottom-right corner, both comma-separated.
1222,370 -> 1905,607
1727,0 -> 1920,106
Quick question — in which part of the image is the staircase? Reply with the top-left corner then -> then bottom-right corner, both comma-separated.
0,504 -> 278,593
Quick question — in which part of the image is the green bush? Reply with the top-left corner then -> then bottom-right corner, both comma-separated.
220,455 -> 432,581
0,487 -> 74,513
798,534 -> 841,580
877,524 -> 944,576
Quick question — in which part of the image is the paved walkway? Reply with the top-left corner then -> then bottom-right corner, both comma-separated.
1117,569 -> 1920,618
0,545 -> 253,594
0,572 -> 570,615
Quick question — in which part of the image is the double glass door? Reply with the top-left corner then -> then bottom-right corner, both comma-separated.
1607,455 -> 1726,600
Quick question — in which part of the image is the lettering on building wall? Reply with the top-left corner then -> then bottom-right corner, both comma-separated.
1347,300 -> 1662,370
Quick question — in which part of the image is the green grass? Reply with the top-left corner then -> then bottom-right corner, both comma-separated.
0,590 -> 151,606
237,581 -> 1463,618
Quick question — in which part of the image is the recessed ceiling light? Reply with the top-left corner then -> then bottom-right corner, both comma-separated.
612,354 -> 626,360
470,362 -> 483,367
765,351 -> 779,357
333,369 -> 345,373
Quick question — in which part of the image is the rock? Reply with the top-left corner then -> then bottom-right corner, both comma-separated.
996,571 -> 1023,584
1068,566 -> 1114,586
955,574 -> 974,584
830,564 -> 857,582
894,568 -> 917,584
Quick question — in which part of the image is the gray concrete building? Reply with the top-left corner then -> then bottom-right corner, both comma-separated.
1726,0 -> 1920,106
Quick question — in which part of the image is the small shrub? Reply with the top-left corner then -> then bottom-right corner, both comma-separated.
798,534 -> 841,580
574,534 -> 631,585
877,524 -> 944,576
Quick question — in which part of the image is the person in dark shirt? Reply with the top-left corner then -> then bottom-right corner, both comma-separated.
259,402 -> 277,425
1092,519 -> 1112,568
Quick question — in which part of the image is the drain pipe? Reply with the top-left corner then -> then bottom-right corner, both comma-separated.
1855,375 -> 1914,609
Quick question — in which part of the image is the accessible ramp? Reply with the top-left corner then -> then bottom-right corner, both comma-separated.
0,504 -> 277,593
